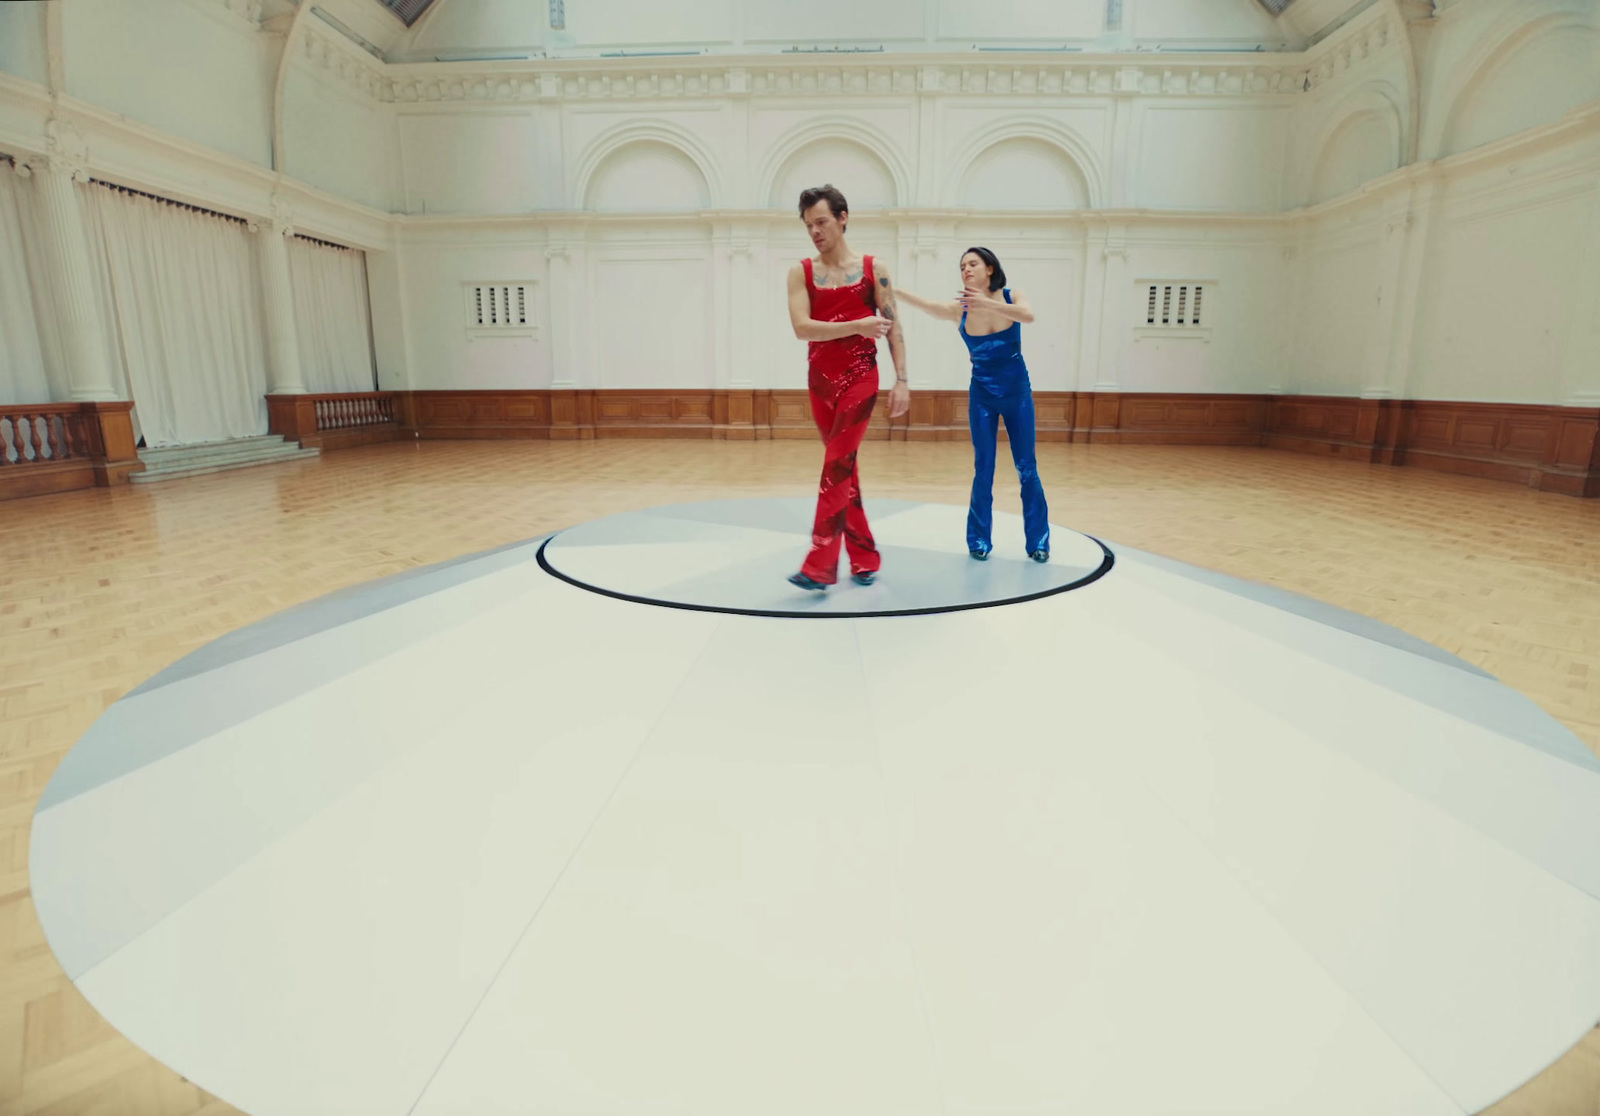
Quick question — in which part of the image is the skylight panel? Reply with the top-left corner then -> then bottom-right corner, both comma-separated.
375,0 -> 437,25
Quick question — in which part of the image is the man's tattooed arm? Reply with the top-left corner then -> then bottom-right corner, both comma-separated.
876,267 -> 908,384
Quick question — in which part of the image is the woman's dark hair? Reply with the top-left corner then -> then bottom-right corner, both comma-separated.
962,246 -> 1006,291
798,184 -> 849,223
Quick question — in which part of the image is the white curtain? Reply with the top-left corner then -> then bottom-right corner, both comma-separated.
289,236 -> 376,394
83,183 -> 268,447
0,160 -> 58,405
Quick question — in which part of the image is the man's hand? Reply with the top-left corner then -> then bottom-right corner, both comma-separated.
888,381 -> 910,419
856,315 -> 893,339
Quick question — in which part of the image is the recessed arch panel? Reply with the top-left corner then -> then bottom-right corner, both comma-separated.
585,140 -> 711,212
957,137 -> 1091,210
768,138 -> 899,212
1439,21 -> 1600,158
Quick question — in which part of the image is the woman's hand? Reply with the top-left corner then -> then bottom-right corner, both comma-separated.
956,286 -> 997,311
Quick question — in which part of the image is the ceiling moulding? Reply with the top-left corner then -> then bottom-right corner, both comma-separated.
297,12 -> 1407,106
1299,4 -> 1401,92
383,57 -> 1314,104
302,21 -> 394,101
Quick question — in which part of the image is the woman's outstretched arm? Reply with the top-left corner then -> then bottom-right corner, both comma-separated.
896,288 -> 963,321
958,286 -> 1036,324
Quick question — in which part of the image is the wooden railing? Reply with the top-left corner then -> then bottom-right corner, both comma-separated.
0,405 -> 96,466
314,392 -> 397,431
267,391 -> 407,451
0,401 -> 141,500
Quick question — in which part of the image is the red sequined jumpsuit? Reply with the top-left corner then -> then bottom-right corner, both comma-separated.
799,254 -> 882,584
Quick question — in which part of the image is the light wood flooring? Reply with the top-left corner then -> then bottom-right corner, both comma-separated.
2,438 -> 1598,1116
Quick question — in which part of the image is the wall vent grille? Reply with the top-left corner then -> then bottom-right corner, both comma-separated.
1137,281 -> 1213,339
465,282 -> 538,338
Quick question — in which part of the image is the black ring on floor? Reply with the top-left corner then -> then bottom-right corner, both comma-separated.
535,535 -> 1116,619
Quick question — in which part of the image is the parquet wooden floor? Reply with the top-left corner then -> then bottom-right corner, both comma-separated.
1,438 -> 1598,1115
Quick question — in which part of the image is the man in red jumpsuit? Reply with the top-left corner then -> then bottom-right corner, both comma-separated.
785,184 -> 911,591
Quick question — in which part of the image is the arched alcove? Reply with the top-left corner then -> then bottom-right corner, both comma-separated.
767,138 -> 898,212
1307,109 -> 1401,205
585,140 -> 711,212
1440,24 -> 1600,158
957,138 -> 1091,210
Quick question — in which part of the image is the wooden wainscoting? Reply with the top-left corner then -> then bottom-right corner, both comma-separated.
387,389 -> 1598,497
1264,397 -> 1600,496
402,389 -> 923,442
1077,393 -> 1270,445
9,389 -> 1595,500
1264,396 -> 1402,463
1398,401 -> 1597,495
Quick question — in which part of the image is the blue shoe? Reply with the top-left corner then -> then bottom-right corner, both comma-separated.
969,544 -> 991,561
1030,549 -> 1049,563
851,570 -> 876,586
788,572 -> 829,592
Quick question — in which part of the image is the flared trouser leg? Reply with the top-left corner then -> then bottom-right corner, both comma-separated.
966,385 -> 1002,552
1000,389 -> 1050,554
800,377 -> 880,583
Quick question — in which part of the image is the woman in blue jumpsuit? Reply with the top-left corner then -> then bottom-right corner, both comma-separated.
898,247 -> 1050,561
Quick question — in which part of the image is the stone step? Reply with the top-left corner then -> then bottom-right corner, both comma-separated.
137,435 -> 290,465
132,439 -> 321,483
136,445 -> 311,473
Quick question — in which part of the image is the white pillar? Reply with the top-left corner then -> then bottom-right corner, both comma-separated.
256,214 -> 307,395
542,221 -> 593,390
24,148 -> 118,402
726,223 -> 761,389
1080,222 -> 1130,392
1557,175 -> 1600,407
1077,223 -> 1110,392
1364,177 -> 1437,401
711,221 -> 734,390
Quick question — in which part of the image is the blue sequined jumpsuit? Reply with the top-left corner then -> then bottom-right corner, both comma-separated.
961,289 -> 1050,556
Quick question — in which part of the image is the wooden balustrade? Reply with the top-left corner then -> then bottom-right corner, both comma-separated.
314,392 -> 397,432
0,401 -> 142,500
0,407 -> 88,466
267,391 -> 408,451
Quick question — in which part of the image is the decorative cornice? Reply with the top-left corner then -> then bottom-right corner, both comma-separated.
284,12 -> 1409,108
35,115 -> 91,180
1301,9 -> 1402,93
302,21 -> 392,102
383,56 -> 1321,104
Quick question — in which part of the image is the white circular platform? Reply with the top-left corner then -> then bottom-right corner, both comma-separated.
30,499 -> 1600,1116
540,498 -> 1111,616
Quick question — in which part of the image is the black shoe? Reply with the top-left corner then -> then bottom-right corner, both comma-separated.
969,544 -> 991,561
1030,549 -> 1050,563
788,572 -> 829,592
851,571 -> 876,586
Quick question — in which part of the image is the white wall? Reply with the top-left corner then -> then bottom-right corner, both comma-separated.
61,0 -> 276,169
1286,0 -> 1600,406
399,228 -> 552,390
0,2 -> 50,88
1410,153 -> 1598,404
0,0 -> 1596,411
282,44 -> 401,213
387,0 -> 1300,61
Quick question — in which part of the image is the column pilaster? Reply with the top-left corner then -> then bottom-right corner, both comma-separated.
255,203 -> 307,395
23,118 -> 118,402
